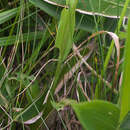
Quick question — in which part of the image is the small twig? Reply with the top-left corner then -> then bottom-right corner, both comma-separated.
77,72 -> 90,101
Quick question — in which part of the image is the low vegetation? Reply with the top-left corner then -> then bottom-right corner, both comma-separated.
0,0 -> 130,129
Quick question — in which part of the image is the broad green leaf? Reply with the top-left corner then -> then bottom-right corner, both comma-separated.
71,100 -> 120,130
29,0 -> 61,19
0,8 -> 18,25
44,0 -> 130,18
55,5 -> 76,61
29,0 -> 117,33
55,8 -> 71,61
52,0 -> 78,92
120,18 -> 130,121
0,32 -> 43,46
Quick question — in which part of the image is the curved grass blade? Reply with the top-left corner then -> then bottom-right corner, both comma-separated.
104,0 -> 130,73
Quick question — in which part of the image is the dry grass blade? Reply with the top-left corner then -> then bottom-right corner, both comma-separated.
43,79 -> 54,104
24,112 -> 43,124
77,72 -> 90,101
106,32 -> 120,88
0,92 -> 9,109
79,30 -> 120,88
55,43 -> 96,95
73,44 -> 118,94
55,30 -> 120,95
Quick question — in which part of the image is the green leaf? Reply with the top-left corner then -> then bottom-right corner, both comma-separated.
29,0 -> 117,33
55,9 -> 74,61
120,18 -> 130,121
71,100 -> 120,130
51,0 -> 78,92
55,0 -> 77,62
45,0 -> 130,17
0,8 -> 18,25
29,0 -> 61,19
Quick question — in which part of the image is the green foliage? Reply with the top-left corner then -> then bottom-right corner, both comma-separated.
69,18 -> 130,130
52,0 -> 78,93
14,91 -> 45,122
29,0 -> 118,32
71,100 -> 120,130
0,32 -> 44,46
44,0 -> 130,17
0,8 -> 18,25
55,0 -> 77,62
52,99 -> 120,130
104,0 -> 130,73
120,18 -> 130,121
120,112 -> 130,130
29,0 -> 61,19
0,0 -> 130,129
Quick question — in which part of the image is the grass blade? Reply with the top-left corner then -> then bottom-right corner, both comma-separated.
0,8 -> 18,25
120,18 -> 130,121
0,32 -> 44,46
